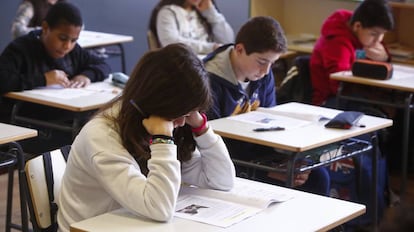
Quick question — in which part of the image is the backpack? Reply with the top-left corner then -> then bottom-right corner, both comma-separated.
328,147 -> 388,229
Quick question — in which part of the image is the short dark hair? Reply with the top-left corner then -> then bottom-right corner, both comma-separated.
235,16 -> 287,55
44,1 -> 83,29
351,0 -> 394,30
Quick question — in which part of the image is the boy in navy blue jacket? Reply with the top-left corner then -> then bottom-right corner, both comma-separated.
0,2 -> 111,152
0,2 -> 110,120
204,16 -> 330,195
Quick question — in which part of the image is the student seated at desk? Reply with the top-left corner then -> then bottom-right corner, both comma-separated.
204,16 -> 330,196
149,0 -> 234,54
57,43 -> 236,232
11,0 -> 65,39
0,2 -> 110,119
310,0 -> 394,107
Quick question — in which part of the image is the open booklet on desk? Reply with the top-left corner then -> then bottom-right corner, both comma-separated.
227,106 -> 330,131
175,178 -> 293,228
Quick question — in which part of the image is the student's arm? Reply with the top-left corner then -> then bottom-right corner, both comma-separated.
323,42 -> 354,95
71,45 -> 111,83
156,6 -> 217,54
199,4 -> 234,44
262,72 -> 277,107
181,126 -> 235,190
0,43 -> 45,94
205,77 -> 225,120
11,1 -> 37,39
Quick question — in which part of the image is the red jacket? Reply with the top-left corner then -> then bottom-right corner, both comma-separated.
310,10 -> 362,105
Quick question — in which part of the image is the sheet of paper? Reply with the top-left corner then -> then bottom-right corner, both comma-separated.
227,111 -> 312,130
175,194 -> 259,228
28,88 -> 95,99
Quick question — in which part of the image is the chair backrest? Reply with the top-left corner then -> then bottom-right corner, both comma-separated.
147,30 -> 161,51
276,55 -> 312,104
295,55 -> 312,104
24,145 -> 70,232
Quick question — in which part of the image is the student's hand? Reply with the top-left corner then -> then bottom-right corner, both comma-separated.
69,75 -> 91,88
143,115 -> 174,137
44,70 -> 70,87
186,111 -> 208,136
364,43 -> 389,62
196,0 -> 213,12
185,111 -> 204,128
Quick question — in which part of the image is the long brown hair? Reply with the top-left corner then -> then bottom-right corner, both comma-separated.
148,0 -> 217,44
99,43 -> 211,174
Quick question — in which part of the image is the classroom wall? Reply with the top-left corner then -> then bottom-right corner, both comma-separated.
250,0 -> 357,35
0,0 -> 249,75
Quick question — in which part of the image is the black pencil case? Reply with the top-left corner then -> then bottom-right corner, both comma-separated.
352,59 -> 393,80
325,111 -> 364,129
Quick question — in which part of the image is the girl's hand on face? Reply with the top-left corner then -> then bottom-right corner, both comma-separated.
185,111 -> 204,128
143,115 -> 174,137
364,43 -> 389,62
196,0 -> 213,12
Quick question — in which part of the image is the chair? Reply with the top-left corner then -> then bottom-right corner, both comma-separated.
146,30 -> 161,51
276,55 -> 312,104
24,146 -> 70,232
294,55 -> 312,104
2,142 -> 30,232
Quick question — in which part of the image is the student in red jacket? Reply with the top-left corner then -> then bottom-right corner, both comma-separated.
310,0 -> 394,107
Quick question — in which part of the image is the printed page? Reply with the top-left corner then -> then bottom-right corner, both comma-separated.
175,194 -> 260,228
227,111 -> 312,130
175,180 -> 293,227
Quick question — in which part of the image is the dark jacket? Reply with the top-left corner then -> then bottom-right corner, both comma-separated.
204,44 -> 277,160
0,30 -> 111,95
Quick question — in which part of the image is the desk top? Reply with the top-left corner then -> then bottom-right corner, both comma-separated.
286,34 -> 316,54
4,81 -> 121,112
209,102 -> 392,152
330,64 -> 414,92
77,30 -> 133,48
70,178 -> 365,232
0,123 -> 37,144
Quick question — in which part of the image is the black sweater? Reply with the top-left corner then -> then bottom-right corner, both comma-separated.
0,30 -> 111,95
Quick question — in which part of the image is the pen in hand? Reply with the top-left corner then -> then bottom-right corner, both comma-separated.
253,127 -> 285,132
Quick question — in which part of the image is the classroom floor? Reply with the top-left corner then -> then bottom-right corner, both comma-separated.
0,169 -> 413,231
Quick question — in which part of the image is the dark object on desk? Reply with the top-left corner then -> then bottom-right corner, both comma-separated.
352,59 -> 393,80
111,72 -> 129,88
325,111 -> 364,129
253,126 -> 285,132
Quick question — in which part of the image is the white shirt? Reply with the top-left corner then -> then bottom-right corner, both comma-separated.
57,106 -> 235,232
156,4 -> 234,54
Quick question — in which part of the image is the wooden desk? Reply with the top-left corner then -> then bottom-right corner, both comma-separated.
331,64 -> 414,194
0,123 -> 37,232
0,123 -> 38,145
77,30 -> 134,73
208,102 -> 392,230
4,80 -> 121,137
70,178 -> 365,232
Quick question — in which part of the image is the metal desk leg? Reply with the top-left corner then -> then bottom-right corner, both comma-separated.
371,133 -> 379,232
8,142 -> 29,232
117,43 -> 126,73
285,154 -> 298,187
401,93 -> 413,195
